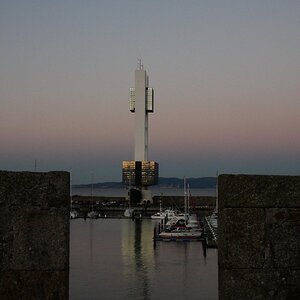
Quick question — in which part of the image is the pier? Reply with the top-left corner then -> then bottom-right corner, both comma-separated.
205,215 -> 218,248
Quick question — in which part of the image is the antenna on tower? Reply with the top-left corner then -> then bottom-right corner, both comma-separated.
138,59 -> 143,70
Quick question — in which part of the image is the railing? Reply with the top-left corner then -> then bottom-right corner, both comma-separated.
205,216 -> 218,242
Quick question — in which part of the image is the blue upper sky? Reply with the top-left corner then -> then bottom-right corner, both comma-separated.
1,0 -> 299,183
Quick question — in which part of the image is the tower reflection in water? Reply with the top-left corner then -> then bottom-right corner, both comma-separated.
122,219 -> 154,300
120,219 -> 217,300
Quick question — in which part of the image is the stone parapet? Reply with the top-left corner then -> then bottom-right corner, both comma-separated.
0,171 -> 70,300
218,174 -> 300,300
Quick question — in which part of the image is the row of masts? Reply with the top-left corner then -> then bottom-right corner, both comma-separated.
183,173 -> 218,225
184,176 -> 190,226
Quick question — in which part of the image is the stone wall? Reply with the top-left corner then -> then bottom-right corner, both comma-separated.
0,171 -> 70,300
218,174 -> 300,300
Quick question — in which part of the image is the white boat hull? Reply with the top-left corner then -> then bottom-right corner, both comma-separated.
150,209 -> 176,220
150,212 -> 166,220
158,228 -> 203,241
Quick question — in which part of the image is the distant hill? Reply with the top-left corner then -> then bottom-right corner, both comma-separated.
158,177 -> 217,188
73,177 -> 217,189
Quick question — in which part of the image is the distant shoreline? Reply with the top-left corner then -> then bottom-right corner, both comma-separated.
73,176 -> 217,189
72,187 -> 216,197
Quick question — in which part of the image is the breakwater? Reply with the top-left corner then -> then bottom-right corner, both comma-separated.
0,171 -> 70,300
218,174 -> 300,300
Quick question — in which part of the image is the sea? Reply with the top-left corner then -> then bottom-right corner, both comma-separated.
70,188 -> 218,300
72,187 -> 216,197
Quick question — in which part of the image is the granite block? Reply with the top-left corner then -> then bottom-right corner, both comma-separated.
218,174 -> 300,208
218,174 -> 300,300
0,270 -> 68,300
218,207 -> 265,269
0,170 -> 69,299
219,269 -> 300,300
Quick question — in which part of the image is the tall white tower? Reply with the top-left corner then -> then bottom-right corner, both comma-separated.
123,61 -> 158,204
130,61 -> 154,161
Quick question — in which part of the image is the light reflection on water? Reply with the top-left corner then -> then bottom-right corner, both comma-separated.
70,219 -> 218,300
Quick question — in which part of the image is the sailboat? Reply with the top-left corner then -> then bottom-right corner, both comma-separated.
87,174 -> 98,219
157,177 -> 203,241
206,173 -> 218,229
204,173 -> 218,246
70,173 -> 78,219
151,197 -> 177,220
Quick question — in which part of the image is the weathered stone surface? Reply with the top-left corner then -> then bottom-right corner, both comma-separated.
0,271 -> 69,300
218,174 -> 300,208
219,269 -> 300,300
0,171 -> 69,208
1,208 -> 69,271
265,208 -> 300,269
11,210 -> 68,270
218,174 -> 300,300
218,207 -> 265,269
0,171 -> 69,299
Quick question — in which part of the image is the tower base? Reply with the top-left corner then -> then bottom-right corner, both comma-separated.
141,189 -> 152,204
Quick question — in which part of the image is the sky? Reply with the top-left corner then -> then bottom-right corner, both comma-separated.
1,0 -> 299,184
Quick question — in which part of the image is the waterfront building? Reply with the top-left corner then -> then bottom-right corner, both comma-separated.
122,61 -> 159,203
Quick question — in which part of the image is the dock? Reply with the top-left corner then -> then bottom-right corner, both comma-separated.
205,215 -> 218,248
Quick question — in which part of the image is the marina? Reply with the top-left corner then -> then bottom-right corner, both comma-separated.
70,187 -> 219,245
70,187 -> 216,217
70,187 -> 219,298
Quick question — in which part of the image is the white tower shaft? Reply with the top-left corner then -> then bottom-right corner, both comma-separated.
134,69 -> 148,161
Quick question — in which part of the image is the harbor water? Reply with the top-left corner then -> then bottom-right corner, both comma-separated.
70,218 -> 218,300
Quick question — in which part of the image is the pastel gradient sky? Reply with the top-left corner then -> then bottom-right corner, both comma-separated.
1,0 -> 299,184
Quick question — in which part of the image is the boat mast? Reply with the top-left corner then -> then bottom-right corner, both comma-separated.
91,173 -> 94,211
184,177 -> 187,226
187,183 -> 190,217
70,172 -> 72,211
129,169 -> 131,209
159,196 -> 162,214
216,171 -> 218,212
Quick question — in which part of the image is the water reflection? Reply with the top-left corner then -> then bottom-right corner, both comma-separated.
133,220 -> 150,300
89,219 -> 94,264
70,219 -> 218,300
122,219 -> 154,300
183,243 -> 188,294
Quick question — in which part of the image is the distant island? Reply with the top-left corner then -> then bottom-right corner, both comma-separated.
73,177 -> 217,189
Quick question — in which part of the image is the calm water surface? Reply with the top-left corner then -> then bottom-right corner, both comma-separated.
70,218 -> 218,300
